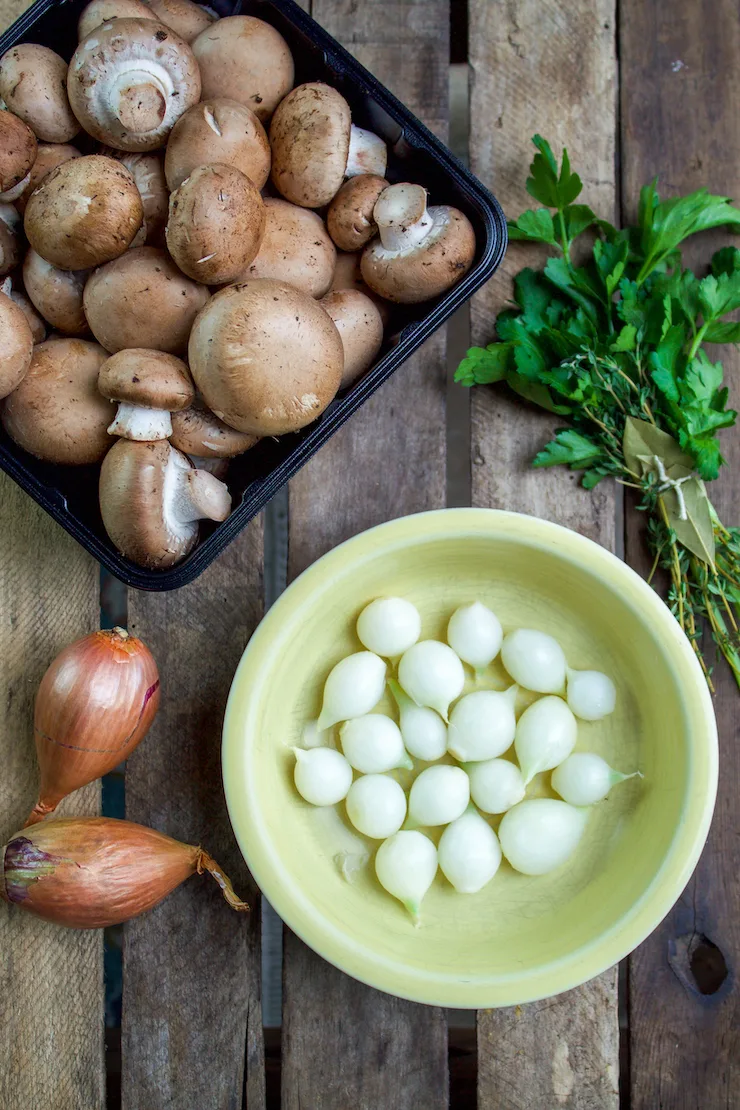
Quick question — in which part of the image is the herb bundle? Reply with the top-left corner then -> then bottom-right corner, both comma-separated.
457,135 -> 740,689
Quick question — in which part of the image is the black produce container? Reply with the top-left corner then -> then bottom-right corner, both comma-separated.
0,0 -> 507,590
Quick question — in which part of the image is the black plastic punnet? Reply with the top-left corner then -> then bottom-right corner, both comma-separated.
0,0 -> 506,589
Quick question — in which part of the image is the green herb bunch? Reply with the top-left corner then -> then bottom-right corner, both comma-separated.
457,135 -> 740,689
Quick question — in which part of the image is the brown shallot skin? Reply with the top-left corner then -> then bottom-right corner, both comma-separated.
0,817 -> 248,928
27,627 -> 160,825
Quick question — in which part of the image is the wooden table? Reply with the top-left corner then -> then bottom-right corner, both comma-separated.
1,0 -> 738,1106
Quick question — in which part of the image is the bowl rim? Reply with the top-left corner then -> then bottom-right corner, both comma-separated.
222,508 -> 718,1008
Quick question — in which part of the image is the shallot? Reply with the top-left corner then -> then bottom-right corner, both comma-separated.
0,817 -> 248,928
407,764 -> 470,826
27,627 -> 159,826
468,758 -> 526,814
345,774 -> 407,838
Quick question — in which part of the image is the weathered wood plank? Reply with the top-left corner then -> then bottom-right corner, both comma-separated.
281,2 -> 450,1107
468,1 -> 620,1106
0,474 -> 104,1110
620,3 -> 740,1106
122,521 -> 265,1110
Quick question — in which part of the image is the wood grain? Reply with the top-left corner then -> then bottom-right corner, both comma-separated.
281,2 -> 449,1108
620,3 -> 740,1106
122,521 -> 265,1110
0,474 -> 104,1110
468,1 -> 621,1106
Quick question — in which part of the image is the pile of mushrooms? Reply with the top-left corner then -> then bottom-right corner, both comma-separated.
0,1 -> 477,569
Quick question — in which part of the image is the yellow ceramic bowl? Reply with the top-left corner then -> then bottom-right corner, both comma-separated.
222,509 -> 717,1008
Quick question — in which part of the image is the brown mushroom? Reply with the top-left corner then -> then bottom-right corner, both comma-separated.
98,348 -> 194,439
144,0 -> 216,43
327,174 -> 388,252
270,83 -> 387,209
188,279 -> 344,436
0,282 -> 33,398
22,249 -> 90,335
1,277 -> 46,344
2,338 -> 113,462
24,155 -> 144,271
320,289 -> 384,390
164,97 -> 270,192
78,0 -> 153,40
361,183 -> 476,303
191,16 -> 294,124
330,249 -> 391,325
239,198 -> 335,298
0,204 -> 21,276
0,46 -> 79,143
186,454 -> 230,479
165,163 -> 265,285
83,246 -> 209,353
15,144 -> 82,215
68,18 -> 201,152
104,150 -> 169,245
99,438 -> 231,567
170,396 -> 259,458
0,110 -> 37,196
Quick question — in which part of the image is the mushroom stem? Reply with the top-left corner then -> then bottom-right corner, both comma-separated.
345,125 -> 387,178
0,171 -> 30,204
182,469 -> 232,521
373,182 -> 434,253
109,62 -> 174,134
107,401 -> 173,441
164,447 -> 231,527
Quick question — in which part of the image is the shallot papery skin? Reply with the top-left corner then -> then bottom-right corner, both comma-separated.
0,817 -> 248,928
27,627 -> 160,825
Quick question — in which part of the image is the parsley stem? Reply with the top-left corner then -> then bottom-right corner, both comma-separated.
688,322 -> 709,359
557,209 -> 571,263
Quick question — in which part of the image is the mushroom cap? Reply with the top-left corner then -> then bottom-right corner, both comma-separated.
2,337 -> 113,462
68,18 -> 201,152
83,246 -> 209,353
5,284 -> 46,344
320,288 -> 384,390
164,97 -> 270,192
0,289 -> 33,398
106,149 -> 169,245
165,163 -> 265,285
99,438 -> 197,567
170,398 -> 259,458
269,83 -> 351,209
327,174 -> 388,252
99,348 -> 194,409
0,110 -> 37,194
188,279 -> 344,436
330,249 -> 391,325
15,143 -> 82,215
0,204 -> 21,276
144,0 -> 216,43
191,16 -> 294,124
361,206 -> 477,304
24,155 -> 144,271
22,249 -> 90,335
239,198 -> 335,298
0,45 -> 80,143
78,0 -> 153,40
